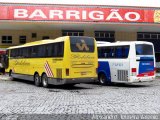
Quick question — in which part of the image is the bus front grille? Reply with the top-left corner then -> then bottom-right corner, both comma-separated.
56,69 -> 62,78
117,70 -> 128,81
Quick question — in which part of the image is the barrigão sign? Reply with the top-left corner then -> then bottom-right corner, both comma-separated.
14,8 -> 141,22
0,5 -> 158,23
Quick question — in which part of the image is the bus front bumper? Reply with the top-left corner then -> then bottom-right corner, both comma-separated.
112,76 -> 155,84
48,77 -> 98,85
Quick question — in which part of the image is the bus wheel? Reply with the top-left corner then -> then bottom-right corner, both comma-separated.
98,73 -> 108,85
42,74 -> 48,88
34,73 -> 41,87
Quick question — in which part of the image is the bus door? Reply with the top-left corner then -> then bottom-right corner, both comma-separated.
135,44 -> 155,77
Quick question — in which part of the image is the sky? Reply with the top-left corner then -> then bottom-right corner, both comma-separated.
0,0 -> 160,7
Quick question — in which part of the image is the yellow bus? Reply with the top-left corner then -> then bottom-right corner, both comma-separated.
5,36 -> 98,87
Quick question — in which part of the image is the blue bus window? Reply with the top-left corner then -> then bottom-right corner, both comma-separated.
116,47 -> 122,58
123,47 -> 129,58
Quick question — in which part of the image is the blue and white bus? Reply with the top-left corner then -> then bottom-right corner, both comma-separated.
97,41 -> 156,85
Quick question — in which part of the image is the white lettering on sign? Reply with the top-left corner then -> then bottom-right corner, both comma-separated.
106,9 -> 123,21
14,8 -> 141,22
49,10 -> 63,19
66,10 -> 80,19
82,10 -> 87,20
89,11 -> 104,20
29,9 -> 47,18
125,12 -> 140,21
14,9 -> 28,18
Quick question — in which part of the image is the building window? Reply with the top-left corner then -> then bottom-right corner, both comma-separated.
42,36 -> 50,40
137,32 -> 160,40
32,33 -> 37,38
19,36 -> 26,44
2,36 -> 12,43
137,32 -> 160,53
95,31 -> 115,42
62,30 -> 84,36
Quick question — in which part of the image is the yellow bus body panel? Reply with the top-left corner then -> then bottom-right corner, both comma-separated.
6,36 -> 98,84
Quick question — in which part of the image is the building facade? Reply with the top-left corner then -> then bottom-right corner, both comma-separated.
0,2 -> 160,54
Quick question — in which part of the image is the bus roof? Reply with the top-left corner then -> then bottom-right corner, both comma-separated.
97,41 -> 154,47
7,36 -> 69,49
96,41 -> 111,44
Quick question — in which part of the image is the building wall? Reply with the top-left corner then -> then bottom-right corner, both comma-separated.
84,30 -> 95,37
0,30 -> 62,47
0,30 -> 137,48
115,32 -> 137,41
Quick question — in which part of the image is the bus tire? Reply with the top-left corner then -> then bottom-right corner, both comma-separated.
98,73 -> 108,85
34,73 -> 41,87
42,74 -> 49,88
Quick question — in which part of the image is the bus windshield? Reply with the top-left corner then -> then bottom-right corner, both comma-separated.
70,36 -> 94,52
136,44 -> 153,55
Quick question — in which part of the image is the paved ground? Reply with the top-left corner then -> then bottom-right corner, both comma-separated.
0,76 -> 160,119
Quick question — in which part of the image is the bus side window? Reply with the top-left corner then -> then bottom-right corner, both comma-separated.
123,46 -> 129,58
57,42 -> 64,57
98,48 -> 102,58
22,47 -> 29,58
98,47 -> 105,58
105,47 -> 111,58
31,46 -> 38,58
115,47 -> 122,58
98,47 -> 111,58
52,43 -> 58,57
13,49 -> 18,58
10,49 -> 14,58
46,44 -> 53,57
38,45 -> 46,57
18,48 -> 23,58
102,47 -> 108,58
109,47 -> 115,58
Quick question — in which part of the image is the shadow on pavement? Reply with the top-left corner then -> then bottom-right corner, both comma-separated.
48,84 -> 93,90
10,78 -> 157,89
87,81 -> 154,88
111,82 -> 153,88
11,78 -> 34,85
12,78 -> 93,90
